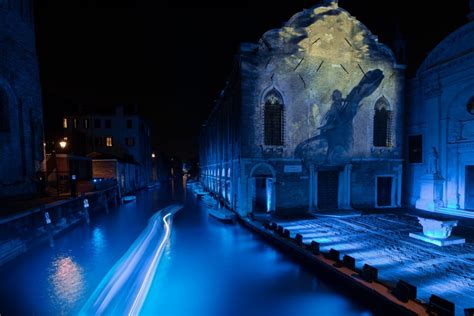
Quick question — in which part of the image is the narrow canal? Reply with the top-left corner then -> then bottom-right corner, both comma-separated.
0,181 -> 374,315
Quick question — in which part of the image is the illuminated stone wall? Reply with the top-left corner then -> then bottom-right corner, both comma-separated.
406,13 -> 474,215
201,2 -> 405,214
240,2 -> 404,163
0,3 -> 45,198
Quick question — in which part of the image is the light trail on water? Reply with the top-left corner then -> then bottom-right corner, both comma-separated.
80,204 -> 183,315
129,212 -> 173,316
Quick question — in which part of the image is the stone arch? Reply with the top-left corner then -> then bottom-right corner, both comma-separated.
249,162 -> 277,178
374,96 -> 390,110
261,87 -> 284,105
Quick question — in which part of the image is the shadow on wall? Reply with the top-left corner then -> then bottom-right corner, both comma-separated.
295,69 -> 384,163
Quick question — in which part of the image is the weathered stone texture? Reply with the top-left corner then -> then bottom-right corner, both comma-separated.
201,3 -> 404,215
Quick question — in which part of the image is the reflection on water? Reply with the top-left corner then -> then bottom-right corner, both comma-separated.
92,226 -> 106,255
48,255 -> 85,312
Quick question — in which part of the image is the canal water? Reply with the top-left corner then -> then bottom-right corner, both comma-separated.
0,181 -> 373,316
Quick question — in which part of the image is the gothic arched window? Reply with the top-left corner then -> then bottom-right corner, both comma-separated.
264,89 -> 284,146
373,97 -> 392,147
0,88 -> 9,132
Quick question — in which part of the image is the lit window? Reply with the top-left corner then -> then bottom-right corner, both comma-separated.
63,118 -> 68,129
73,118 -> 78,129
106,137 -> 113,147
264,89 -> 284,146
84,119 -> 89,129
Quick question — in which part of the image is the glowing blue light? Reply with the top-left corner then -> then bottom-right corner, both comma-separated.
80,205 -> 182,315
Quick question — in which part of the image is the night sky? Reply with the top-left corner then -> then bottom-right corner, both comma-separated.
34,0 -> 470,161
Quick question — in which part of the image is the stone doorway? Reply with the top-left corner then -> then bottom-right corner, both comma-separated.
317,171 -> 339,210
249,163 -> 276,213
465,166 -> 474,210
376,176 -> 394,207
254,177 -> 268,213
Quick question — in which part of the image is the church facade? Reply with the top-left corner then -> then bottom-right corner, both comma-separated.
405,1 -> 474,217
200,1 -> 405,216
0,0 -> 45,198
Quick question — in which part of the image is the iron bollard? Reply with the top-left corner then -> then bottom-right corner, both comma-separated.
310,241 -> 320,255
294,233 -> 303,246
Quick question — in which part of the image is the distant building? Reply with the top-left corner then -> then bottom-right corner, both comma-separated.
61,105 -> 153,191
0,0 -> 45,198
200,1 -> 405,216
405,1 -> 474,217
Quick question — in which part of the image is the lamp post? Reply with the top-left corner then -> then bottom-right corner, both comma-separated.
59,139 -> 67,149
57,138 -> 68,196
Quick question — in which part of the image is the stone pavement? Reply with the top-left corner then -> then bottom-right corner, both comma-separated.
275,213 -> 474,315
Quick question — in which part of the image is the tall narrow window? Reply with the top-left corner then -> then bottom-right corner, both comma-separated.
0,89 -> 9,132
73,118 -> 78,129
63,118 -> 68,129
264,89 -> 284,146
106,137 -> 113,147
84,119 -> 89,129
373,97 -> 392,147
127,119 -> 133,129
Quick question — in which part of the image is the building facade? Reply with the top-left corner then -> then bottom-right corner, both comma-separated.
405,1 -> 474,217
0,0 -> 45,198
200,0 -> 405,216
62,106 -> 153,190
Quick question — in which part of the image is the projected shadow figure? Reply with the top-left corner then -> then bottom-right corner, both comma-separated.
295,69 -> 384,163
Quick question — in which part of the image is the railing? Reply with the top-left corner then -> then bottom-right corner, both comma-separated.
0,186 -> 120,266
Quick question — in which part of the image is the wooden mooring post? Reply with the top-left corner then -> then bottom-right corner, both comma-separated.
42,205 -> 55,249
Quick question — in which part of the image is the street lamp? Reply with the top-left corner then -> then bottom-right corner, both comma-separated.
151,153 -> 156,158
59,139 -> 67,149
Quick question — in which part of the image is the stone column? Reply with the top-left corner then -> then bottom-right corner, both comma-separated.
339,164 -> 352,209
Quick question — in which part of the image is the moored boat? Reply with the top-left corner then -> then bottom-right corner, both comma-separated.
122,195 -> 136,203
208,207 -> 236,223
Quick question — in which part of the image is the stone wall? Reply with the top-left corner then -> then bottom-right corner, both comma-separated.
240,3 -> 404,164
201,2 -> 405,215
0,5 -> 44,198
405,18 -> 474,213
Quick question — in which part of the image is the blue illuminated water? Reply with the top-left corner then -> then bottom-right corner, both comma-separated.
0,182 -> 374,315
